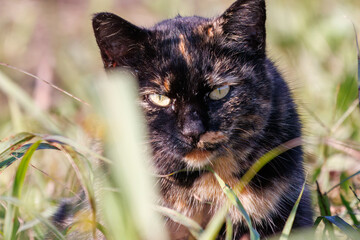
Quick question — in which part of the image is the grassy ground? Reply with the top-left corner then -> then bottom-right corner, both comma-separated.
0,0 -> 359,239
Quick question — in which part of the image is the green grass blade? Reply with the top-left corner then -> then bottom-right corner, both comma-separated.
358,44 -> 360,111
235,138 -> 302,192
225,215 -> 233,240
323,216 -> 360,240
13,139 -> 41,198
199,205 -> 228,240
210,169 -> 260,240
279,180 -> 306,240
156,206 -> 203,239
349,186 -> 360,203
14,140 -> 41,191
340,172 -> 351,193
96,72 -> 168,240
334,76 -> 358,115
316,181 -> 331,217
326,171 -> 360,195
101,188 -> 139,240
314,217 -> 324,229
0,133 -> 35,171
340,193 -> 360,226
316,181 -> 335,240
0,142 -> 58,172
3,140 -> 41,240
354,24 -> 360,110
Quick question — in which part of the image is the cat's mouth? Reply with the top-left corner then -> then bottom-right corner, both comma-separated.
182,131 -> 228,168
183,148 -> 216,167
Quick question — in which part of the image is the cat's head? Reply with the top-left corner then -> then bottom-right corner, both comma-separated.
92,0 -> 272,175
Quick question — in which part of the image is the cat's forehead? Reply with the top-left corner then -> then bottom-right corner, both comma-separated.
151,16 -> 214,51
138,15 -> 258,98
146,17 -> 218,95
151,16 -> 210,33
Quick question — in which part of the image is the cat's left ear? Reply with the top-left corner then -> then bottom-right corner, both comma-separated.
92,12 -> 151,69
215,0 -> 266,55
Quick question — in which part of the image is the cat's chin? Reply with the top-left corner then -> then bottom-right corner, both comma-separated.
183,148 -> 216,169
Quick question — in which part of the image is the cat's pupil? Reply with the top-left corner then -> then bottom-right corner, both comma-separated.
209,85 -> 230,100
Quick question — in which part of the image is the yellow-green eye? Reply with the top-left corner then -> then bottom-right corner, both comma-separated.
148,94 -> 171,107
209,85 -> 230,100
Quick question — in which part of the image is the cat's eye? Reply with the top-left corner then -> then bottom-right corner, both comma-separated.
148,93 -> 171,107
209,86 -> 230,100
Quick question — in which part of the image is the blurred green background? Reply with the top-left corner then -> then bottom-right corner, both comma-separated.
0,0 -> 360,239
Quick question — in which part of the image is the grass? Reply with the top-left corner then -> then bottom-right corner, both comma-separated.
0,0 -> 360,239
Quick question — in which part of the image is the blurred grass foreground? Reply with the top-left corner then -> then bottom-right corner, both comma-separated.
0,0 -> 360,239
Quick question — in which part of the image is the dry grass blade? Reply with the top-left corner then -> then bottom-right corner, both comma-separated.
298,101 -> 330,133
39,134 -> 112,164
54,143 -> 97,238
0,71 -> 60,133
0,62 -> 91,107
324,137 -> 360,160
331,99 -> 359,133
0,132 -> 34,153
156,206 -> 203,239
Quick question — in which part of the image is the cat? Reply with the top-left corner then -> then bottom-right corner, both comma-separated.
54,0 -> 313,239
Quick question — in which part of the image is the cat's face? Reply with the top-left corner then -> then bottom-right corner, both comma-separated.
93,0 -> 272,176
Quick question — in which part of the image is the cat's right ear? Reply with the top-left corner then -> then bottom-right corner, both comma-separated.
92,13 -> 150,69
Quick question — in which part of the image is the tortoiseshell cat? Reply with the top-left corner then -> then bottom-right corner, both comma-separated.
55,0 -> 313,239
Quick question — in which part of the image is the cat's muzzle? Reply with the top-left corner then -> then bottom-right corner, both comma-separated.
182,131 -> 228,168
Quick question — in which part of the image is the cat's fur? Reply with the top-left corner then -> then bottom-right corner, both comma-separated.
54,0 -> 313,239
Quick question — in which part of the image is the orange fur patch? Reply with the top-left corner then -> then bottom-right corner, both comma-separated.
151,78 -> 163,86
206,26 -> 215,37
178,34 -> 192,65
164,78 -> 170,92
198,131 -> 227,148
184,149 -> 213,164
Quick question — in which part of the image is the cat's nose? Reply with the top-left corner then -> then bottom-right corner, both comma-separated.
181,111 -> 205,140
